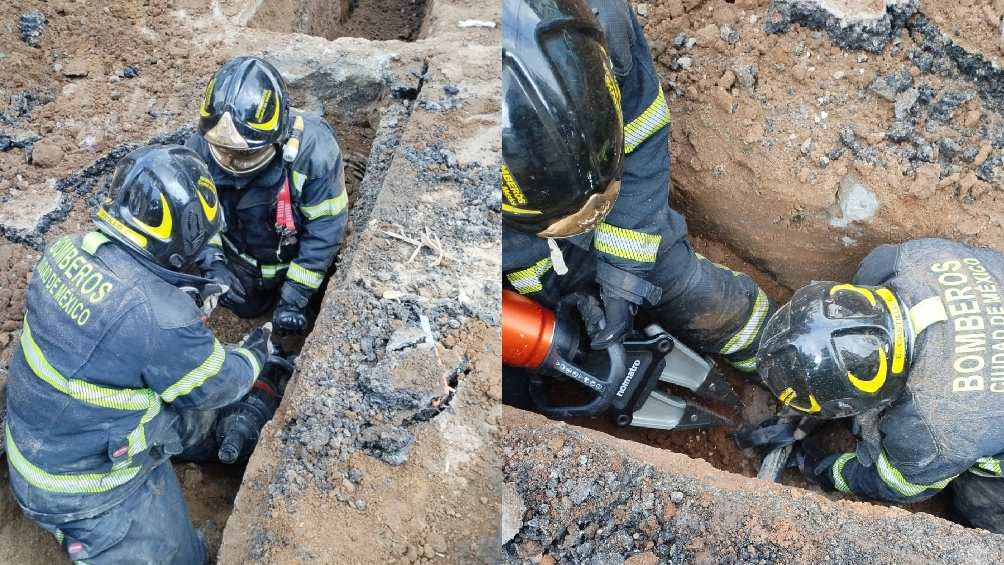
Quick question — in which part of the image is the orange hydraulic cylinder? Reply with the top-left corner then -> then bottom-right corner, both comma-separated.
502,289 -> 556,369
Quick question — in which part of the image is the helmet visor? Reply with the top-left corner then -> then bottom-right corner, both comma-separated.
537,179 -> 620,239
208,143 -> 276,176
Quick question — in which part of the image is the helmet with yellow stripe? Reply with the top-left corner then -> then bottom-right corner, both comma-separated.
501,0 -> 624,238
198,56 -> 291,176
96,145 -> 223,271
756,281 -> 913,419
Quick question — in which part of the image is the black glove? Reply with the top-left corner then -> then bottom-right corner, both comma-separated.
790,437 -> 835,488
240,323 -> 273,371
590,286 -> 637,350
206,260 -> 247,309
273,283 -> 311,336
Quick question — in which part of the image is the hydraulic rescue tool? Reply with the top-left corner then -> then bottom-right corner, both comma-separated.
215,351 -> 294,464
502,289 -> 735,431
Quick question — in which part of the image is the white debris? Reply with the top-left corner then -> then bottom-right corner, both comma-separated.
458,19 -> 496,28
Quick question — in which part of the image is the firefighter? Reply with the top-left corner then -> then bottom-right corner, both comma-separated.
3,145 -> 272,563
757,238 -> 1004,533
502,0 -> 775,393
188,56 -> 348,336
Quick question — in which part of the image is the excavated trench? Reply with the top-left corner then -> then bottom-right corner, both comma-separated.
0,16 -> 428,565
249,0 -> 430,41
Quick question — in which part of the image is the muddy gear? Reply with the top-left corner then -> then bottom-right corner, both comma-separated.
272,283 -> 310,336
205,258 -> 247,308
198,57 -> 291,176
4,230 -> 264,562
95,145 -> 223,271
757,281 -> 911,419
240,322 -> 274,363
502,0 -> 771,374
187,111 -> 347,321
501,0 -> 624,236
589,289 -> 636,349
216,353 -> 291,464
783,239 -> 1004,532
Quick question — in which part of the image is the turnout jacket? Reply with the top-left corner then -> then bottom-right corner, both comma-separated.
503,0 -> 676,296
5,232 -> 262,519
822,238 -> 1004,502
187,111 -> 348,296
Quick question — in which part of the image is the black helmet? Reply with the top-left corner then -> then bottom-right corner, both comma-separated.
198,56 -> 291,176
96,145 -> 223,270
502,0 -> 624,238
756,282 -> 913,419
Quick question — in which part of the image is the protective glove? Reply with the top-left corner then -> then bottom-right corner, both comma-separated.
272,283 -> 311,336
789,437 -> 836,489
589,286 -> 637,350
239,322 -> 274,372
206,260 -> 248,310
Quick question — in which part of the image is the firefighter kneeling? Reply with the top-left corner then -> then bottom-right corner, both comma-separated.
758,238 -> 1004,533
4,146 -> 274,563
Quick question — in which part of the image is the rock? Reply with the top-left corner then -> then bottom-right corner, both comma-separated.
429,532 -> 448,554
870,70 -> 913,101
636,3 -> 649,17
830,174 -> 880,228
676,56 -> 693,70
732,61 -> 758,88
119,66 -> 141,79
964,109 -> 982,128
668,0 -> 685,18
0,186 -> 63,234
30,140 -> 63,168
717,70 -> 736,89
500,482 -> 526,544
62,59 -> 90,78
893,88 -> 920,121
670,491 -> 685,504
625,552 -> 660,565
938,138 -> 962,162
977,155 -> 1003,183
696,23 -> 720,45
800,138 -> 812,156
354,499 -> 367,511
929,91 -> 974,123
18,11 -> 47,48
886,121 -> 913,143
672,33 -> 689,48
764,0 -> 919,53
347,467 -> 363,484
719,24 -> 740,45
386,326 -> 426,351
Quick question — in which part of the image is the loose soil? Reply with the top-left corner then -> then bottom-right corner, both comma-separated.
250,0 -> 431,41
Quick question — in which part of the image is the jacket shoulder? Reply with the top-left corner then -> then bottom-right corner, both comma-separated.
587,0 -> 636,76
291,112 -> 342,179
136,275 -> 203,330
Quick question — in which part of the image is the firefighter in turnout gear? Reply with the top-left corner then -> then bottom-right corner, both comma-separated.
501,0 -> 775,403
758,238 -> 1004,533
188,56 -> 348,335
3,145 -> 272,564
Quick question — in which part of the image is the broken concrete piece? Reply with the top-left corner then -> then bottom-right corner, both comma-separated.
830,174 -> 880,227
61,59 -> 90,78
732,61 -> 758,88
765,0 -> 919,53
869,70 -> 913,101
386,326 -> 426,351
0,187 -> 63,233
893,88 -> 919,121
500,482 -> 526,545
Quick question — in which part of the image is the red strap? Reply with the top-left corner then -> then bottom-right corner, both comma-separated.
253,379 -> 277,397
276,174 -> 296,235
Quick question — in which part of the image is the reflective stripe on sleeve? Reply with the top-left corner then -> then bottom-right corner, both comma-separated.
720,289 -> 769,355
594,223 -> 661,263
233,347 -> 262,376
261,263 -> 289,279
730,357 -> 757,373
160,340 -> 226,402
208,233 -> 223,248
972,456 -> 1004,477
624,86 -> 671,154
876,450 -> 956,497
301,191 -> 348,220
505,258 -> 552,295
832,453 -> 856,494
288,262 -> 325,289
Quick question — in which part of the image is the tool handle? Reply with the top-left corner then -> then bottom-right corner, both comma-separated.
529,343 -> 627,418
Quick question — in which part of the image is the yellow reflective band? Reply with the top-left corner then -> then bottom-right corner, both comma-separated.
847,348 -> 887,394
721,288 -> 770,355
594,223 -> 661,263
779,387 -> 821,413
730,357 -> 757,372
248,89 -> 280,132
5,425 -> 141,494
501,203 -> 541,215
876,450 -> 955,497
199,78 -> 216,118
876,288 -> 906,374
130,194 -> 173,240
506,258 -> 552,295
908,296 -> 948,335
624,86 -> 671,154
160,340 -> 226,402
291,170 -> 307,196
81,231 -> 110,255
208,234 -> 223,248
234,347 -> 262,376
604,66 -> 622,110
973,456 -> 1004,477
829,284 -> 877,306
301,191 -> 348,220
97,208 -> 147,249
288,262 -> 324,289
197,177 -> 219,222
254,89 -> 272,122
261,263 -> 289,279
832,453 -> 857,494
